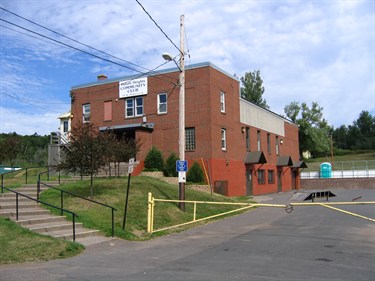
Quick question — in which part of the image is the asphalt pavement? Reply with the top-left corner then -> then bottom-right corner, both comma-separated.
1,189 -> 374,281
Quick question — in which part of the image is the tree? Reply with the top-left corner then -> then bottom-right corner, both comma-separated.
333,111 -> 375,150
284,101 -> 332,157
59,123 -> 107,198
0,133 -> 22,166
144,146 -> 164,171
163,152 -> 178,177
240,70 -> 269,109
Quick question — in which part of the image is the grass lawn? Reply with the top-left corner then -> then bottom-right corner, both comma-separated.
40,176 -> 254,240
304,151 -> 375,171
0,217 -> 84,264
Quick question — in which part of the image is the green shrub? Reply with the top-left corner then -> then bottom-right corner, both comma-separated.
163,152 -> 178,177
187,161 -> 204,183
144,146 -> 164,171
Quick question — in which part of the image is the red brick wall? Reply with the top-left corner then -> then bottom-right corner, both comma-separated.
70,63 -> 301,197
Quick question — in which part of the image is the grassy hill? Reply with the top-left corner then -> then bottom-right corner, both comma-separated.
304,151 -> 375,171
40,176 -> 253,240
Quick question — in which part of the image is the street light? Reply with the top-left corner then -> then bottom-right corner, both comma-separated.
162,15 -> 185,211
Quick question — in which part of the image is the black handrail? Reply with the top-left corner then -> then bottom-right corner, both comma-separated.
1,186 -> 78,241
1,166 -> 51,189
38,181 -> 117,237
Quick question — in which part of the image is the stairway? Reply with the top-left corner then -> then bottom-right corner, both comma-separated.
0,184 -> 113,246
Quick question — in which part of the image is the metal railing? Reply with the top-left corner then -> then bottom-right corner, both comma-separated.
1,185 -> 79,241
38,178 -> 117,237
147,192 -> 287,234
302,160 -> 375,179
1,166 -> 50,187
289,201 -> 375,222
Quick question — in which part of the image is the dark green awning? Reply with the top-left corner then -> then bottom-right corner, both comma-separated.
277,155 -> 293,167
244,151 -> 267,164
292,160 -> 307,169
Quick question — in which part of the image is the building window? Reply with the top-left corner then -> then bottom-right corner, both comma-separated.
276,136 -> 279,156
221,128 -> 227,151
83,104 -> 90,123
258,170 -> 265,184
158,93 -> 167,114
104,101 -> 112,121
220,91 -> 225,113
257,130 -> 261,151
268,170 -> 275,184
63,121 -> 68,133
125,97 -> 143,118
246,127 -> 250,150
267,133 -> 271,154
186,127 -> 196,151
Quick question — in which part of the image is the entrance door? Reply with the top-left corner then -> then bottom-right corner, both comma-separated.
246,168 -> 253,196
277,169 -> 282,192
292,171 -> 297,190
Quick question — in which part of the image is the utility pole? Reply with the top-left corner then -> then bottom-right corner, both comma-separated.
178,15 -> 186,211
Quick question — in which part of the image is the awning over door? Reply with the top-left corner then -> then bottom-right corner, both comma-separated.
292,160 -> 307,169
244,151 -> 267,164
276,155 -> 293,167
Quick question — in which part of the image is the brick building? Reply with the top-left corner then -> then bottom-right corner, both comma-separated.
70,62 -> 304,196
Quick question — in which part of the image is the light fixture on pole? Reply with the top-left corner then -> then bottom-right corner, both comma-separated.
162,15 -> 185,211
161,53 -> 182,71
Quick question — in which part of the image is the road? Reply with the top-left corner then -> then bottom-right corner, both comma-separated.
1,189 -> 374,281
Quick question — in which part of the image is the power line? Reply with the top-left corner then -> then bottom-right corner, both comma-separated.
0,24 -> 68,49
0,6 -> 149,73
0,17 -> 146,74
1,17 -> 177,85
135,0 -> 182,55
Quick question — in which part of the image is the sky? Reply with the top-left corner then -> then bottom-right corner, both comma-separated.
0,0 -> 374,136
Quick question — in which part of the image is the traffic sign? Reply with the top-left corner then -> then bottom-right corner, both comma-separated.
176,160 -> 188,172
128,158 -> 135,174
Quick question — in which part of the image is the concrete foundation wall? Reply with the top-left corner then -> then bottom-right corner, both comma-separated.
301,178 -> 375,190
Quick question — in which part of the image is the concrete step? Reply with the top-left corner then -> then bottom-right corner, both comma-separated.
46,228 -> 100,240
0,208 -> 50,218
27,221 -> 84,234
0,196 -> 33,203
15,215 -> 67,226
0,202 -> 39,210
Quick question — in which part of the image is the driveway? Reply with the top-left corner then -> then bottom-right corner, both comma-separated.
1,189 -> 374,281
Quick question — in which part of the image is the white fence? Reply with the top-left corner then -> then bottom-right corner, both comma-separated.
301,170 -> 375,179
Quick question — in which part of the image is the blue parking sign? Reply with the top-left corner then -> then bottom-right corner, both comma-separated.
176,160 -> 188,172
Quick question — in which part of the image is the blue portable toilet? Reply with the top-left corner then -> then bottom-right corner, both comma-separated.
320,162 -> 332,178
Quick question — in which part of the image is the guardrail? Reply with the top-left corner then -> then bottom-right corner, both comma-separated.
289,202 -> 375,222
301,169 -> 375,179
146,192 -> 287,234
1,185 -> 79,241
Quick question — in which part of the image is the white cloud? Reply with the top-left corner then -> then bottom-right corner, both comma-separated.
0,0 -> 373,135
0,107 -> 61,135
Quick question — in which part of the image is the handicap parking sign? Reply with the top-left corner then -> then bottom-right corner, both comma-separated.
176,160 -> 188,172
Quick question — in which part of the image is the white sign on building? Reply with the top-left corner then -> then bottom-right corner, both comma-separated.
119,77 -> 148,98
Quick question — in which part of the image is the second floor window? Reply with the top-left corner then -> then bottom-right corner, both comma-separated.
158,93 -> 167,114
276,136 -> 279,155
125,97 -> 143,118
246,127 -> 250,150
220,91 -> 225,113
83,104 -> 90,123
257,130 -> 261,151
63,121 -> 68,133
221,128 -> 227,151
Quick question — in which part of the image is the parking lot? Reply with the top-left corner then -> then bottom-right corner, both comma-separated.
1,189 -> 374,281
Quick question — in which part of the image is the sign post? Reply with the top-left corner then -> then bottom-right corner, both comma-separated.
122,158 -> 135,231
176,160 -> 188,211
